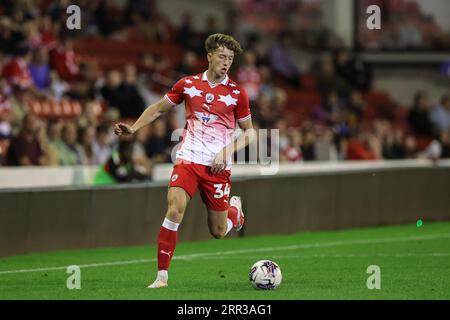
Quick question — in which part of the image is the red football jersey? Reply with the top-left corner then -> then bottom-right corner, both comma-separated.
164,71 -> 251,167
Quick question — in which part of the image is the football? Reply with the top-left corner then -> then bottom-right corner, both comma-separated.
249,260 -> 282,290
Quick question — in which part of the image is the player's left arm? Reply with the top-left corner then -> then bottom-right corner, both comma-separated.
211,118 -> 256,174
229,118 -> 256,153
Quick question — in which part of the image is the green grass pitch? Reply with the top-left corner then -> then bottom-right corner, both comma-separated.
0,221 -> 449,299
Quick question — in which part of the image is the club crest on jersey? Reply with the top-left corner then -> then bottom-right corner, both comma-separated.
205,93 -> 215,104
171,174 -> 178,182
195,111 -> 218,124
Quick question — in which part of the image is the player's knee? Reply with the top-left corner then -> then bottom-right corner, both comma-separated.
210,227 -> 226,239
211,231 -> 225,239
166,202 -> 185,223
167,207 -> 184,222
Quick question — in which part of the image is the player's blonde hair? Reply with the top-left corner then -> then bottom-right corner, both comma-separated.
205,33 -> 243,55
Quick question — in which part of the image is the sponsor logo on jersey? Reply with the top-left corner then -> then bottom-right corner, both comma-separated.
194,111 -> 218,124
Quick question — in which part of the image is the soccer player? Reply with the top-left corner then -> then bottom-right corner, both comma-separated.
114,33 -> 255,288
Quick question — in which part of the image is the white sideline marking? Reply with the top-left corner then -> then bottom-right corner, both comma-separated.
190,252 -> 450,260
0,233 -> 449,275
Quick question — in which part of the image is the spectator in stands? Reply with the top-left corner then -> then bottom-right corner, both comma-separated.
77,100 -> 99,130
92,0 -> 126,37
190,15 -> 222,54
140,53 -> 173,95
419,135 -> 442,162
0,80 -> 12,139
301,126 -> 316,161
28,48 -> 51,90
407,91 -> 434,137
398,15 -> 423,49
177,12 -> 196,51
9,86 -> 33,135
70,61 -> 98,101
23,20 -> 42,49
122,64 -> 146,117
39,15 -> 58,49
101,108 -> 120,147
316,56 -> 350,98
258,65 -> 277,99
100,69 -> 124,112
133,125 -> 153,174
77,125 -> 97,166
237,50 -> 262,102
47,117 -> 67,165
382,127 -> 406,159
6,113 -> 51,166
333,50 -> 373,91
439,130 -> 450,159
175,50 -> 198,77
430,93 -> 450,132
93,122 -> 113,165
2,47 -> 33,89
281,128 -> 303,162
145,118 -> 170,163
138,52 -> 156,77
49,36 -> 80,83
97,139 -> 151,183
254,93 -> 276,129
345,90 -> 365,129
273,88 -> 288,114
48,70 -> 69,101
48,0 -> 71,23
269,32 -> 302,88
275,117 -> 289,151
404,134 -> 418,159
311,91 -> 342,126
0,17 -> 25,55
60,121 -> 83,165
125,0 -> 155,22
100,68 -> 145,119
314,127 -> 339,161
345,130 -> 378,160
126,11 -> 173,43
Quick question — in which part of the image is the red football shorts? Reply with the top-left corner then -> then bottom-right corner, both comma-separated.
168,162 -> 231,211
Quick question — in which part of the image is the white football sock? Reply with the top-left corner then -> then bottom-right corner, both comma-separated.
162,218 -> 179,231
157,270 -> 168,282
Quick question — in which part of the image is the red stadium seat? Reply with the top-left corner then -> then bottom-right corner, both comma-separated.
27,99 -> 102,119
73,38 -> 184,71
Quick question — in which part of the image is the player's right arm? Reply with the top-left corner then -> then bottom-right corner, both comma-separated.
114,97 -> 173,136
114,77 -> 185,136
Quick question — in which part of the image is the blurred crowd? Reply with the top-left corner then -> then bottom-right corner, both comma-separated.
276,91 -> 450,163
358,0 -> 450,50
1,0 -> 449,182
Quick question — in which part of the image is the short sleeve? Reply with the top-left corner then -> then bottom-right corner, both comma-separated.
234,87 -> 251,122
164,78 -> 185,106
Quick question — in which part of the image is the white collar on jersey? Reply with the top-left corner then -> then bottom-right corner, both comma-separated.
201,71 -> 229,86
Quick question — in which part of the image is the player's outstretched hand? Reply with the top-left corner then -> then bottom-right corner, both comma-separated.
114,123 -> 135,136
211,150 -> 227,175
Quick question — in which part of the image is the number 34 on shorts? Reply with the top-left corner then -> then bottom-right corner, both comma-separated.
214,183 -> 230,199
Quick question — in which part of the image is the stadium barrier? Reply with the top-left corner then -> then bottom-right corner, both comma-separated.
1,159 -> 448,188
0,161 -> 449,257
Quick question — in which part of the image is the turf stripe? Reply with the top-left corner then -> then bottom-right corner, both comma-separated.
0,232 -> 448,275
